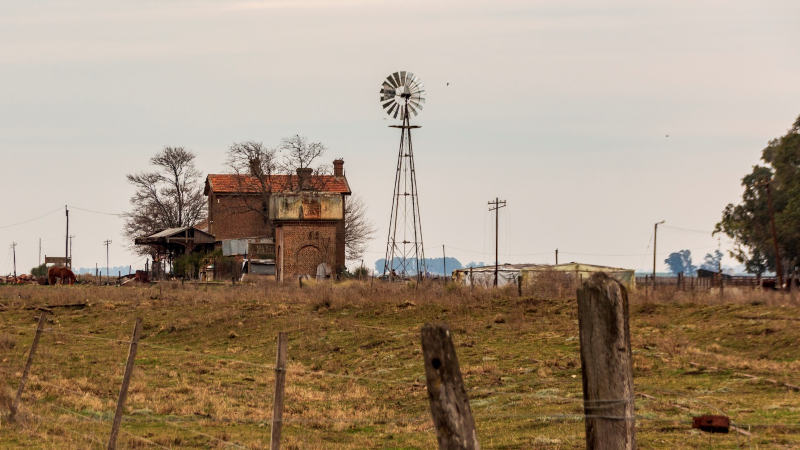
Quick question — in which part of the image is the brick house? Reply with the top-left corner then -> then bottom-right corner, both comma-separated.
204,159 -> 351,281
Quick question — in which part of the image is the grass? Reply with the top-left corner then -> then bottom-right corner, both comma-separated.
0,281 -> 798,448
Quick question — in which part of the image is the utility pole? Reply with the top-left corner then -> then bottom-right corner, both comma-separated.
488,197 -> 507,287
104,240 -> 112,284
653,220 -> 665,290
442,244 -> 447,283
555,248 -> 559,265
69,235 -> 75,268
38,238 -> 41,267
11,242 -> 17,281
763,180 -> 784,289
65,205 -> 69,269
718,236 -> 724,297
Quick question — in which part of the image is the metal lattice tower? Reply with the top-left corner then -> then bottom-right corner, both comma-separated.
379,71 -> 427,281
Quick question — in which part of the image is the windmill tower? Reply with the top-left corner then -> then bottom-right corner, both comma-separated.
380,71 -> 427,281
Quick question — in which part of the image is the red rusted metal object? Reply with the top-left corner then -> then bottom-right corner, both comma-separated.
692,415 -> 730,433
134,270 -> 150,283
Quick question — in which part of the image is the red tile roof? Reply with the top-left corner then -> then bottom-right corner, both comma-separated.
205,174 -> 351,195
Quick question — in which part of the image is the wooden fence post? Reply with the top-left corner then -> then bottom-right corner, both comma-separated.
577,273 -> 636,449
107,317 -> 142,450
270,332 -> 288,450
421,324 -> 479,450
517,274 -> 522,297
10,310 -> 49,421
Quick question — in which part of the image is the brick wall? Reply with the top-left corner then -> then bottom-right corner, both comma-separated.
208,192 -> 273,240
276,222 -> 339,280
207,189 -> 348,281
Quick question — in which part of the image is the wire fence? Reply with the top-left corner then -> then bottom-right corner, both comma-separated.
3,315 -> 799,448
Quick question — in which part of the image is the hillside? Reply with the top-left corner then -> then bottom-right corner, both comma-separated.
1,282 -> 799,448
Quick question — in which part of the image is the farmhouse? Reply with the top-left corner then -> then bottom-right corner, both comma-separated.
204,159 -> 351,281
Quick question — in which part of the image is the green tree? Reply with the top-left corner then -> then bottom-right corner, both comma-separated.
664,249 -> 696,275
31,263 -> 48,277
716,115 -> 800,282
700,250 -> 723,271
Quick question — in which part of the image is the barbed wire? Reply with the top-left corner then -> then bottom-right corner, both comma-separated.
21,407 -> 104,448
2,324 -> 132,345
158,419 -> 247,449
6,321 -> 419,388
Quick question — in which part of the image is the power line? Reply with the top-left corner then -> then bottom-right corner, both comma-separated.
661,224 -> 714,234
68,205 -> 125,217
0,207 -> 62,229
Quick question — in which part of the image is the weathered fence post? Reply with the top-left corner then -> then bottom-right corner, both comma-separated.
421,324 -> 479,450
517,274 -> 522,297
107,317 -> 142,450
270,332 -> 288,450
577,273 -> 636,449
10,310 -> 49,421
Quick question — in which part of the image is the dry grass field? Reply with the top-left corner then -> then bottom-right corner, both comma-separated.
1,281 -> 799,448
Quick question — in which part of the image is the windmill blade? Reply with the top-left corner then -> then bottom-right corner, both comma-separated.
391,72 -> 402,88
380,90 -> 395,102
379,71 -> 425,119
407,77 -> 422,90
381,82 -> 395,95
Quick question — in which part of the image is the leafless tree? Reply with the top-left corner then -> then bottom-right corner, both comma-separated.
124,147 -> 206,255
344,195 -> 376,261
225,141 -> 280,223
280,134 -> 327,173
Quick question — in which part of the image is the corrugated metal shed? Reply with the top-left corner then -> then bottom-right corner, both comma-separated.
452,262 -> 636,290
222,239 -> 249,256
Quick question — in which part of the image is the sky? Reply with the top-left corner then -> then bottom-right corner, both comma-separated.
1,0 -> 799,276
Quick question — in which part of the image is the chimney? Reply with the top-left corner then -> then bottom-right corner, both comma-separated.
333,159 -> 344,177
296,167 -> 314,190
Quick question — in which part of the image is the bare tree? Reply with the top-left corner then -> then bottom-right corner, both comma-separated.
280,134 -> 327,173
344,195 -> 376,261
226,141 -> 280,223
124,147 -> 206,254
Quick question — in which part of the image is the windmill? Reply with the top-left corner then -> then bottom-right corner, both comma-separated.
380,71 -> 427,281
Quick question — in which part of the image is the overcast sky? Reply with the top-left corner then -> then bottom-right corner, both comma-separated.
1,0 -> 799,275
